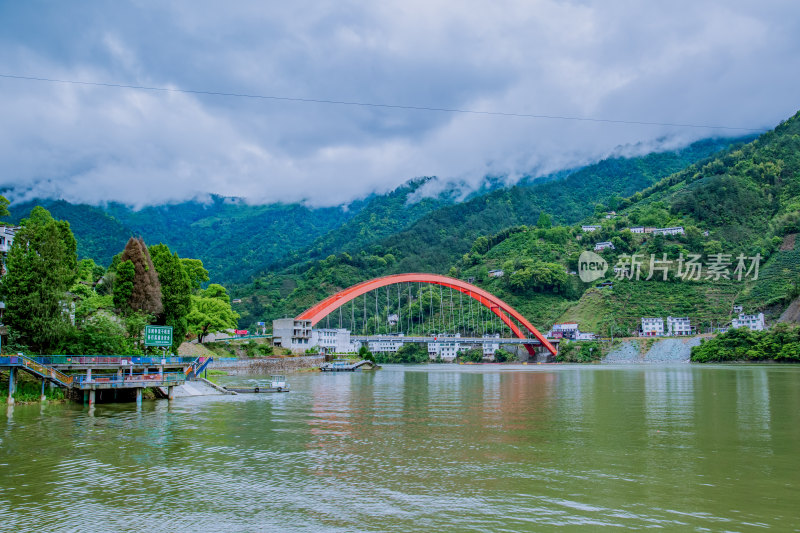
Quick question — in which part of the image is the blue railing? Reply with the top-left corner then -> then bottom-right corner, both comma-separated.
72,372 -> 186,385
0,356 -> 23,366
2,355 -> 197,366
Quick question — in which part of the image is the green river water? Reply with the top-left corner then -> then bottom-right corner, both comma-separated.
1,364 -> 799,531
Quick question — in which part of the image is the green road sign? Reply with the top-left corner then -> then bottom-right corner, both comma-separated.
144,325 -> 173,347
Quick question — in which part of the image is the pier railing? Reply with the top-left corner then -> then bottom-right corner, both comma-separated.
29,355 -> 197,366
72,372 -> 186,386
18,355 -> 75,387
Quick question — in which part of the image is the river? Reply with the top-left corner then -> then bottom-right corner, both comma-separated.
1,364 -> 798,531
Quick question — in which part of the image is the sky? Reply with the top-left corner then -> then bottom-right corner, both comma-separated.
0,1 -> 798,208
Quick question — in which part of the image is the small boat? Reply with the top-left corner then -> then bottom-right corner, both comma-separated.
224,375 -> 290,394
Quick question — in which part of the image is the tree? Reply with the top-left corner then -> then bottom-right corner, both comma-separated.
0,195 -> 9,218
494,348 -> 513,362
187,284 -> 239,343
150,244 -> 192,352
537,212 -> 552,229
113,260 -> 135,312
0,206 -> 78,353
120,237 -> 162,315
358,344 -> 375,362
180,258 -> 209,291
459,347 -> 483,363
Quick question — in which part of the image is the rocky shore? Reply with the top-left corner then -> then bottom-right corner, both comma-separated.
602,337 -> 703,364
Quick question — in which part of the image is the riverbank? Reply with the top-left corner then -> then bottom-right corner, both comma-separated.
209,355 -> 324,374
602,337 -> 701,364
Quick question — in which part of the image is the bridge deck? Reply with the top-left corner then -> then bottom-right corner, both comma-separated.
352,336 -> 559,345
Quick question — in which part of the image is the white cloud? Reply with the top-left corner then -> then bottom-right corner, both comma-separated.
0,0 -> 797,207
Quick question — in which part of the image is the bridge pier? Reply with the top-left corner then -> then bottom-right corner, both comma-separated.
88,390 -> 96,406
168,386 -> 174,401
40,379 -> 46,403
135,387 -> 142,407
7,367 -> 15,405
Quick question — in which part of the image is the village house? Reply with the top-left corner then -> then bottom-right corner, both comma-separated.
428,334 -> 465,362
594,241 -> 615,251
488,269 -> 504,278
367,333 -> 407,353
731,313 -> 766,331
581,225 -> 602,232
628,226 -> 645,234
667,316 -> 692,336
549,322 -> 579,340
652,226 -> 685,236
641,317 -> 664,336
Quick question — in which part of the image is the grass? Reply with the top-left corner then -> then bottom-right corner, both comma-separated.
0,373 -> 67,403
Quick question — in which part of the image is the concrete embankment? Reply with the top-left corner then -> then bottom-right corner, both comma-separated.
602,337 -> 702,364
210,355 -> 324,374
157,379 -> 229,398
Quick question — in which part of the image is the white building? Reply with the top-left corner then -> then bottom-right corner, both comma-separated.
628,226 -> 645,234
482,334 -> 500,356
582,225 -> 602,232
667,316 -> 692,336
367,334 -> 406,353
311,328 -> 358,354
594,241 -> 615,251
731,313 -> 766,331
576,331 -> 598,340
0,225 -> 18,255
272,318 -> 313,352
387,313 -> 399,326
641,317 -> 664,336
0,225 -> 20,276
549,322 -> 579,339
488,269 -> 504,278
428,334 -> 465,362
652,226 -> 685,236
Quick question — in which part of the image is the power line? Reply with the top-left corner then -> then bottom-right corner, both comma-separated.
0,73 -> 763,132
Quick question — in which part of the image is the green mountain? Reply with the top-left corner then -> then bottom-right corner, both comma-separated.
8,196 -> 357,283
235,135 -> 753,327
7,179 -> 461,284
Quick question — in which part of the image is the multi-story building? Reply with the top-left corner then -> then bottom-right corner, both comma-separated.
641,317 -> 664,336
731,313 -> 766,331
0,225 -> 20,276
367,334 -> 406,353
628,226 -> 645,234
581,225 -> 602,232
272,318 -> 313,352
667,316 -> 692,336
428,334 -> 465,362
482,334 -> 500,356
311,328 -> 358,354
549,322 -> 580,340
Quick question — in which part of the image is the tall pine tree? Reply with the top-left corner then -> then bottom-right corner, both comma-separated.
119,237 -> 162,315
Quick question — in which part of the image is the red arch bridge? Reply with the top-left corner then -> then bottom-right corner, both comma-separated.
295,273 -> 557,357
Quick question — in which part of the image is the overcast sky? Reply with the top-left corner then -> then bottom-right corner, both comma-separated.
0,1 -> 798,208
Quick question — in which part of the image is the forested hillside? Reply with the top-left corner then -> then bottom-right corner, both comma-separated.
8,179 -> 459,284
234,136 -> 752,327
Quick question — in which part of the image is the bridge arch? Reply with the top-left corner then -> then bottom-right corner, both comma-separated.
296,273 -> 556,356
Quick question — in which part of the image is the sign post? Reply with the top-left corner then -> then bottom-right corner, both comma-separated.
144,325 -> 173,350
